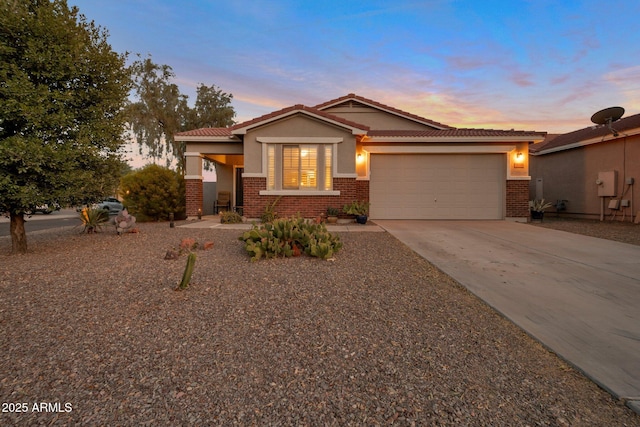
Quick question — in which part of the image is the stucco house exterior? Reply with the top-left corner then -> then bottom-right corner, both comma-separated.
175,94 -> 545,221
529,112 -> 640,220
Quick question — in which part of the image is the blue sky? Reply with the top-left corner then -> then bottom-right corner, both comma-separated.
72,0 -> 640,134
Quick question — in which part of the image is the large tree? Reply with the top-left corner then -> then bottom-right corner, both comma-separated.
127,56 -> 235,173
0,0 -> 131,253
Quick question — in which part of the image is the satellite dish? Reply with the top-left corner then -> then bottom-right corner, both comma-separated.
591,106 -> 624,125
590,106 -> 625,137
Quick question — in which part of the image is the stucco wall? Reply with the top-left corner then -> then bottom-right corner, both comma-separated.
530,134 -> 640,219
242,114 -> 357,175
323,105 -> 439,130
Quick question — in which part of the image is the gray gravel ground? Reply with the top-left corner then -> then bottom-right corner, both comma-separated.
1,220 -> 639,426
529,216 -> 640,246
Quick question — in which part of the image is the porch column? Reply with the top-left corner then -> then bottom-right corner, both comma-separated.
184,152 -> 203,217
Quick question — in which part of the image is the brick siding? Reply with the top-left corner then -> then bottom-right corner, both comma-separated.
185,179 -> 203,217
506,180 -> 530,218
242,177 -> 368,218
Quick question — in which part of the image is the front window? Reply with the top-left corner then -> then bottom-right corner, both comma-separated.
267,144 -> 332,191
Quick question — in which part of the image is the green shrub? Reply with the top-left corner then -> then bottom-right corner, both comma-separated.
120,164 -> 186,222
239,216 -> 343,261
79,207 -> 109,233
260,196 -> 281,223
220,210 -> 243,224
343,200 -> 370,216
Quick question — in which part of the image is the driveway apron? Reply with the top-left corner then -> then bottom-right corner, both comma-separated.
376,220 -> 640,411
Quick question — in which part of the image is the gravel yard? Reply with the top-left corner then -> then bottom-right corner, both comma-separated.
529,216 -> 640,246
1,220 -> 639,425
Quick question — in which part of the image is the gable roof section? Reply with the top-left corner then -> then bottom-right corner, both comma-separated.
175,93 -> 546,143
314,93 -> 454,130
230,104 -> 369,135
531,112 -> 640,155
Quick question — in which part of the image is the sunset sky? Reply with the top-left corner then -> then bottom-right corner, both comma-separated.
72,0 -> 640,135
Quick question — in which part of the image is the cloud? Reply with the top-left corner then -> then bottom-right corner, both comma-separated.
605,65 -> 640,112
446,56 -> 494,71
550,74 -> 571,85
509,69 -> 535,87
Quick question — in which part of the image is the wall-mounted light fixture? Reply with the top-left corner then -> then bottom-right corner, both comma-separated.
356,153 -> 364,164
514,151 -> 525,168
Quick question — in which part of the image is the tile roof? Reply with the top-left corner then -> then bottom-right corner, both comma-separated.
175,94 -> 548,141
175,127 -> 232,137
531,112 -> 640,154
230,104 -> 369,133
368,128 -> 546,138
314,93 -> 455,130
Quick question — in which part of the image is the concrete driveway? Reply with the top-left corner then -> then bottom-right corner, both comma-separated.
375,220 -> 640,413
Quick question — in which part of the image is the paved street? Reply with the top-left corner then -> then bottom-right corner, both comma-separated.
0,209 -> 81,237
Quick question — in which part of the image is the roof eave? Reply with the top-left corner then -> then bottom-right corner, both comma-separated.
532,127 -> 640,155
174,135 -> 240,142
366,135 -> 545,143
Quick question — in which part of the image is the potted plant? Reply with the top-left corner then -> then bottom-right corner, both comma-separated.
343,200 -> 370,224
530,199 -> 552,221
326,207 -> 340,224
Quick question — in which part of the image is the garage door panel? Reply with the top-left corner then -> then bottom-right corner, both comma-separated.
370,154 -> 504,219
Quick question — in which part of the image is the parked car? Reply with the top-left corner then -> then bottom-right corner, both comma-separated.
94,198 -> 124,215
28,203 -> 61,215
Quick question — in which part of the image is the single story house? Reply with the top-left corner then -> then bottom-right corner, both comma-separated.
529,112 -> 640,220
175,93 -> 545,221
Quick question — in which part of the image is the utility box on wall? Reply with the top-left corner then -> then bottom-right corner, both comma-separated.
597,171 -> 617,197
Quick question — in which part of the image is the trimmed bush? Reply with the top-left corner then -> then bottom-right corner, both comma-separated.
120,164 -> 186,222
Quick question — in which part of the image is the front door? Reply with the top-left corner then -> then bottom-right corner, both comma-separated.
235,167 -> 244,215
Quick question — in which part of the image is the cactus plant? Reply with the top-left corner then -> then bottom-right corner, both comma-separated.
177,252 -> 197,290
239,216 -> 342,261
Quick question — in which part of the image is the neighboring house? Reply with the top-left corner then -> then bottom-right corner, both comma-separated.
530,112 -> 640,220
175,93 -> 545,221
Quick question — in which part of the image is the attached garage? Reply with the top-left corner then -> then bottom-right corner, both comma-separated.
369,153 -> 505,219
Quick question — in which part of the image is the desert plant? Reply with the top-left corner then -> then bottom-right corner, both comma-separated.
326,206 -> 340,216
260,196 -> 281,223
114,209 -> 137,234
239,216 -> 342,261
343,200 -> 370,216
79,207 -> 109,233
530,199 -> 553,212
220,210 -> 243,224
177,252 -> 197,290
120,164 -> 186,222
179,238 -> 199,252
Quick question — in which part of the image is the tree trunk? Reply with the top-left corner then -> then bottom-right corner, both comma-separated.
10,212 -> 28,254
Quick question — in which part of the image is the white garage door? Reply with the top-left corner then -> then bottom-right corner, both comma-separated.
370,153 -> 505,219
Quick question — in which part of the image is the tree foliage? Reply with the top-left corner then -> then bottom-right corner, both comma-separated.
0,0 -> 131,253
120,164 -> 186,222
126,56 -> 235,173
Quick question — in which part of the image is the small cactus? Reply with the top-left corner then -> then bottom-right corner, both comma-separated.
177,252 -> 197,290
